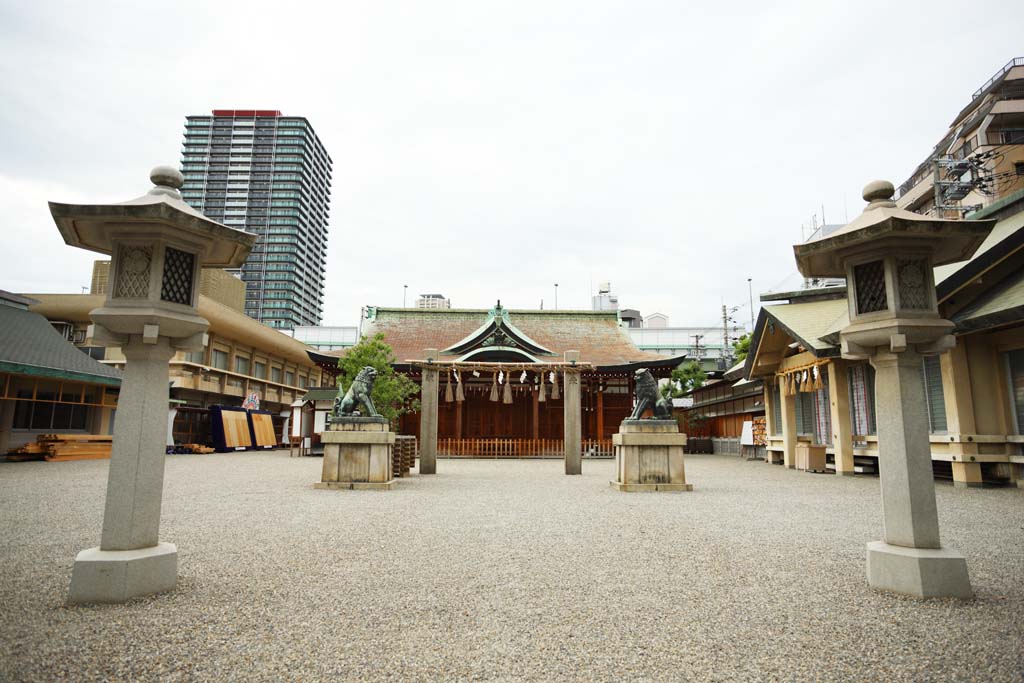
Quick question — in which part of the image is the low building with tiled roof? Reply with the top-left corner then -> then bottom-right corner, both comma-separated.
309,301 -> 686,449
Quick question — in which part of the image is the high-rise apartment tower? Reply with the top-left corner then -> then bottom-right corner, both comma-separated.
180,109 -> 332,328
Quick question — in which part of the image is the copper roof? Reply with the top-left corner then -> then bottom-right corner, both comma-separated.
320,307 -> 683,370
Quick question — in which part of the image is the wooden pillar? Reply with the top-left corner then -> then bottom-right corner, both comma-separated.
564,351 -> 582,475
455,394 -> 463,439
780,381 -> 798,468
828,360 -> 856,475
940,343 -> 983,488
596,385 -> 605,441
418,349 -> 439,475
531,385 -> 539,440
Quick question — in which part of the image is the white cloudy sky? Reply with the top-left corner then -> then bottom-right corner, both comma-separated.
1,1 -> 1022,330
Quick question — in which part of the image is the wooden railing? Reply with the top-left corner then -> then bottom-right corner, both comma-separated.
436,438 -> 614,458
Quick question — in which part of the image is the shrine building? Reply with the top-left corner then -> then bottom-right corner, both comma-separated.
309,302 -> 685,456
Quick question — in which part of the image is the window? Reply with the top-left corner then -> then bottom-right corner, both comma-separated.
185,351 -> 205,364
253,361 -> 267,379
1006,349 -> 1024,434
284,371 -> 295,386
270,366 -> 282,383
922,355 -> 947,433
812,384 -> 831,446
211,349 -> 229,370
795,392 -> 815,436
235,356 -> 251,375
848,364 -> 877,440
771,384 -> 783,435
13,401 -> 89,431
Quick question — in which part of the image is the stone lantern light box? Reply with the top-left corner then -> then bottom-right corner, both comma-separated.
49,167 -> 255,604
794,180 -> 995,600
50,166 -> 254,349
797,180 -> 992,360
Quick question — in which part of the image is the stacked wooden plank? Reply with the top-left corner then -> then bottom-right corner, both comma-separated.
7,434 -> 112,462
393,436 -> 417,477
180,443 -> 216,454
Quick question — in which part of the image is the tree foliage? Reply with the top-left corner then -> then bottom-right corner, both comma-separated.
732,333 -> 752,362
337,333 -> 420,426
661,360 -> 707,399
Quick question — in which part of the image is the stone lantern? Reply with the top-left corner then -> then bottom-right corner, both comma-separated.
794,180 -> 994,599
50,166 -> 255,603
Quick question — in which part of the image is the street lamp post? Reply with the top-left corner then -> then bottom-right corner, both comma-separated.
794,180 -> 994,599
49,166 -> 255,603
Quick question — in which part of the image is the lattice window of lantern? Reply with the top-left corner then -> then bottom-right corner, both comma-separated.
160,247 -> 195,305
854,260 -> 887,314
114,245 -> 152,299
897,258 -> 930,309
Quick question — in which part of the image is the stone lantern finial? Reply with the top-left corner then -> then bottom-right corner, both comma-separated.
148,165 -> 185,199
862,180 -> 896,209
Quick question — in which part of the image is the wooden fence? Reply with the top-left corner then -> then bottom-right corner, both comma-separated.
436,438 -> 613,458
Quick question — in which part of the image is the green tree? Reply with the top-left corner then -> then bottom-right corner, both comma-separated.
732,333 -> 752,362
661,360 -> 707,399
337,333 -> 420,426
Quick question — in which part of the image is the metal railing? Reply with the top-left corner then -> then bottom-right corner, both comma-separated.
972,57 -> 1024,99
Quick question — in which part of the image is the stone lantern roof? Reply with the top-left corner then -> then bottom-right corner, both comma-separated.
49,166 -> 254,268
793,181 -> 995,278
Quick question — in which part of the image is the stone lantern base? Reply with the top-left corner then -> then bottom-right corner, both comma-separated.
68,542 -> 177,604
315,417 -> 396,490
610,420 -> 692,492
866,541 -> 972,599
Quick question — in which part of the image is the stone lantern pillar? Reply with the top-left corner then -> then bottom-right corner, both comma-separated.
49,166 -> 255,603
793,180 -> 994,599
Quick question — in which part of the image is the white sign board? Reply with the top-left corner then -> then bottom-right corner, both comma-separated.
740,421 -> 754,446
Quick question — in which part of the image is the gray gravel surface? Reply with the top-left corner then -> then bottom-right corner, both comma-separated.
1,452 -> 1022,682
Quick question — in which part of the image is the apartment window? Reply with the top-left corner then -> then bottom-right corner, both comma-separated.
848,364 -> 877,440
253,361 -> 267,379
284,371 -> 295,386
235,356 -> 251,375
270,366 -> 282,383
1006,349 -> 1024,434
211,349 -> 229,370
922,356 -> 947,433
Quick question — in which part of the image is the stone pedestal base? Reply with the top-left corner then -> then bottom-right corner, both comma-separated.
866,541 -> 973,599
68,542 -> 177,604
317,417 -> 395,490
611,420 -> 692,492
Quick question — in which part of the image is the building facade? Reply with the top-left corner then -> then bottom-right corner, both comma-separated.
179,109 -> 333,329
896,57 -> 1024,218
27,294 -> 328,447
416,294 -> 451,309
0,291 -> 120,454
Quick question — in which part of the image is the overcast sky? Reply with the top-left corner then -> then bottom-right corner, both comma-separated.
2,1 -> 1022,331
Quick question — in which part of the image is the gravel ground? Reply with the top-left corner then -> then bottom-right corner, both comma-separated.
1,452 -> 1022,682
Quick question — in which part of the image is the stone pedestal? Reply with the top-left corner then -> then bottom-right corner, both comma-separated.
316,417 -> 396,490
69,338 -> 179,604
610,420 -> 692,492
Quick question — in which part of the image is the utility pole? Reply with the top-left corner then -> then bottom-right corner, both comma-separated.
691,334 -> 704,365
722,304 -> 731,363
554,283 -> 558,310
403,285 -> 408,308
747,278 -> 755,331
